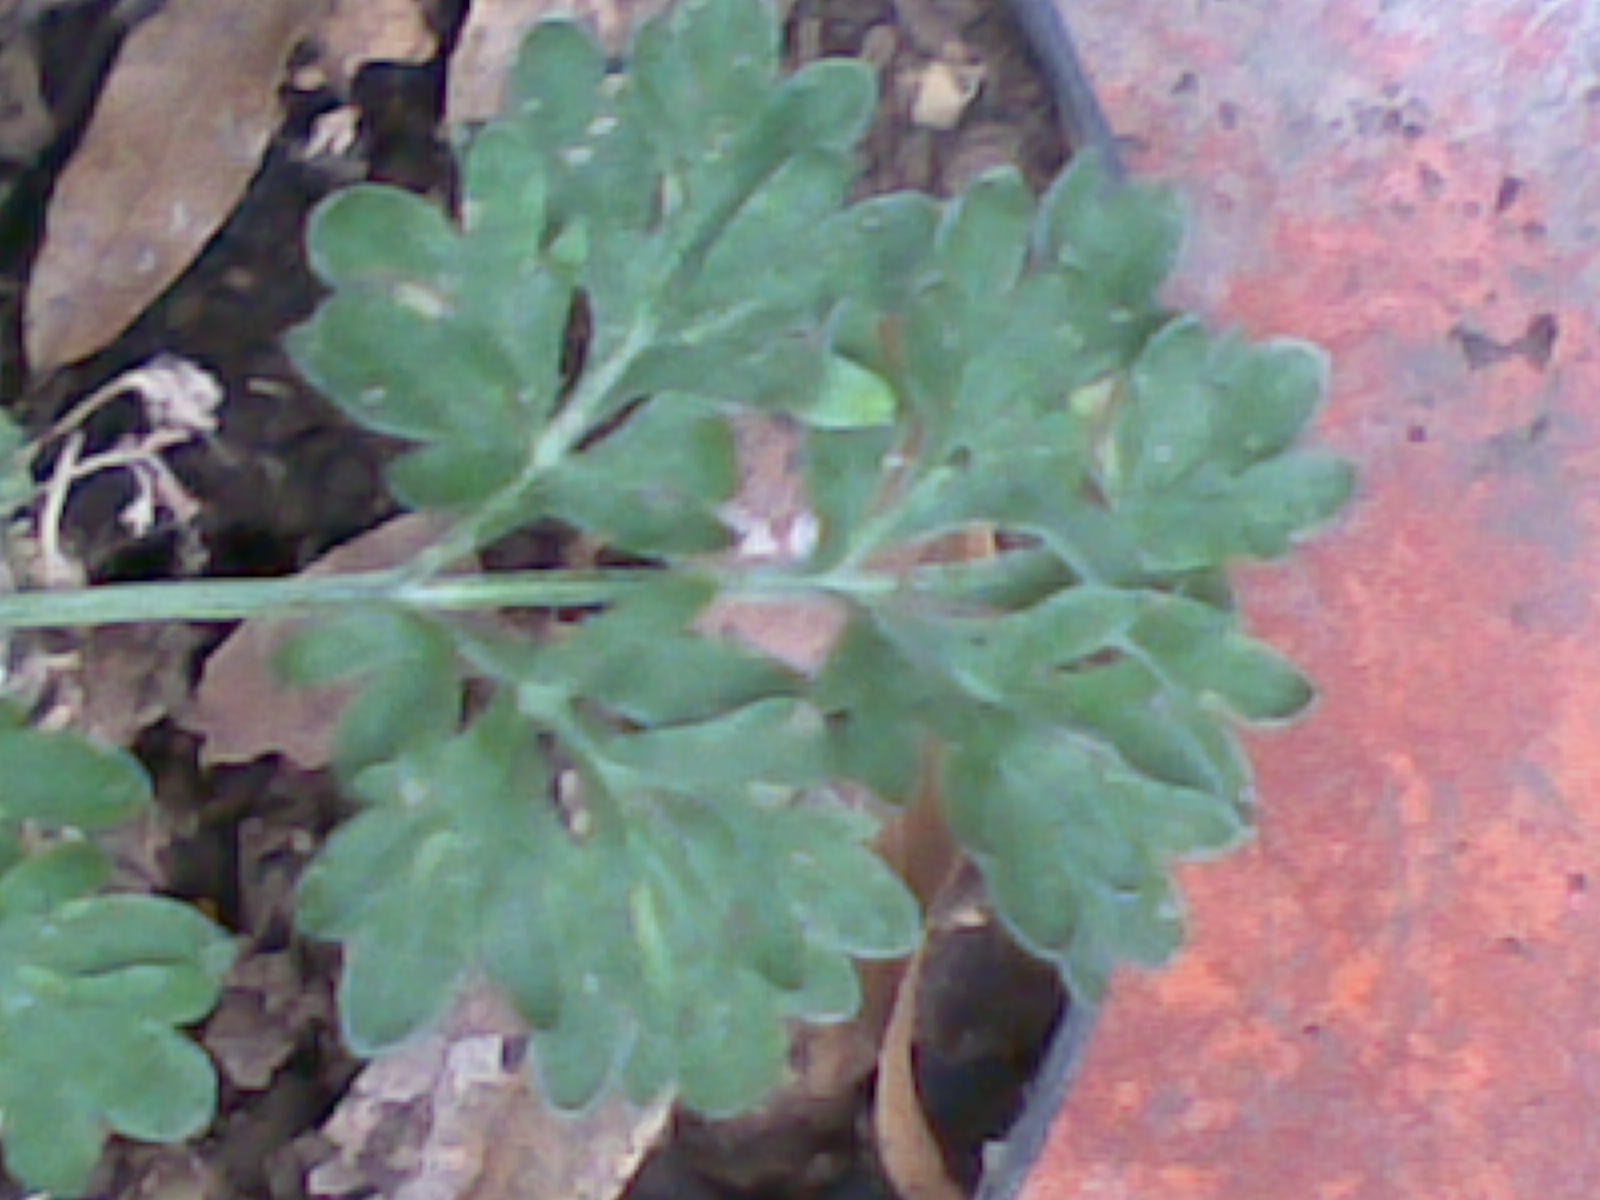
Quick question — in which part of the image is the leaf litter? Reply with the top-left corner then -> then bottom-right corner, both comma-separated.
24,0 -> 323,373
23,0 -> 440,374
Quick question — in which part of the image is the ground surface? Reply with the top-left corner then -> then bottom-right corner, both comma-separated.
0,2 -> 1083,1198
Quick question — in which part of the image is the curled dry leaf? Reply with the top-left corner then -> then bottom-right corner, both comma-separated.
24,0 -> 322,373
877,935 -> 969,1200
207,950 -> 334,1091
876,858 -> 1068,1200
310,983 -> 670,1200
188,513 -> 458,769
872,785 -> 971,1200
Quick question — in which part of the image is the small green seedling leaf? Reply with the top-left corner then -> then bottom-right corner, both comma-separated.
0,869 -> 233,1196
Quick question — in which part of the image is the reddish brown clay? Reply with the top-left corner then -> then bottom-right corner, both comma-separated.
1025,3 -> 1600,1198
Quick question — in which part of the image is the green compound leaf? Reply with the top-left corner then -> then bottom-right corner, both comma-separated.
0,883 -> 234,1196
285,0 -> 1352,1128
789,149 -> 1346,993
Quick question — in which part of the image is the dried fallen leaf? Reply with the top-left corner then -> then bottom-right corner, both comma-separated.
0,14 -> 51,162
24,0 -> 322,373
56,622 -> 202,745
207,950 -> 334,1091
310,983 -> 670,1200
874,867 -> 981,1200
312,0 -> 436,92
187,513 -> 458,769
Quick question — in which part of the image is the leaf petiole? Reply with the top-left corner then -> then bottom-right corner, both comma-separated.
0,561 -> 919,630
0,568 -> 643,629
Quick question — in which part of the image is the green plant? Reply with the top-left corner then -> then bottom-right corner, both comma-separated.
0,0 -> 1352,1191
0,710 -> 234,1193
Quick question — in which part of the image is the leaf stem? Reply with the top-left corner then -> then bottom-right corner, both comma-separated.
0,569 -> 657,630
0,561 -> 928,630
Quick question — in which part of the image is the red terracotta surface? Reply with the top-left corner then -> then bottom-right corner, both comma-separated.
1024,3 -> 1600,1198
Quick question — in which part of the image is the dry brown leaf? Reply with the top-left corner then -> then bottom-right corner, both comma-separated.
27,621 -> 199,745
207,950 -> 334,1090
310,982 -> 670,1200
876,940 -> 970,1200
873,866 -> 982,1200
445,0 -> 676,124
0,18 -> 51,162
24,0 -> 322,373
187,513 -> 457,769
870,764 -> 971,1200
312,0 -> 436,91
